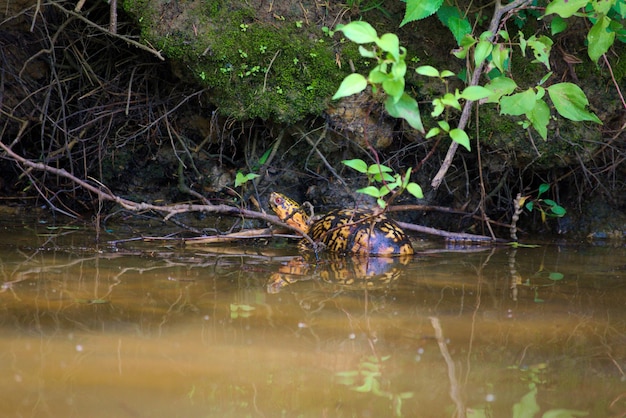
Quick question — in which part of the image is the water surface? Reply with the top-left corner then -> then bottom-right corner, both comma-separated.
1,214 -> 625,417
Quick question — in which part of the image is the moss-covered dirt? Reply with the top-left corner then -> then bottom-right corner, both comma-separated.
121,0 -> 358,122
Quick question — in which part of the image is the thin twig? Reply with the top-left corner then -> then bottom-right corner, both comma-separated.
431,0 -> 533,190
49,2 -> 164,61
602,54 -> 626,110
263,50 -> 281,93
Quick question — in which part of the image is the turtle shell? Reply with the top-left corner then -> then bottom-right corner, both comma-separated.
308,209 -> 414,256
269,192 -> 414,257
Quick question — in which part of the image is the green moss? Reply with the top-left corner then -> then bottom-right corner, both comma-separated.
609,43 -> 626,83
122,0 -> 351,122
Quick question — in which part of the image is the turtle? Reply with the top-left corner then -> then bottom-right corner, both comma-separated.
268,192 -> 414,256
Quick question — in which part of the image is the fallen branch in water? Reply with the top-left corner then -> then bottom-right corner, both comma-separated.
0,139 -> 503,243
397,221 -> 506,243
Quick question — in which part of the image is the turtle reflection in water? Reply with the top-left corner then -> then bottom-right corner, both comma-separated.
267,254 -> 412,293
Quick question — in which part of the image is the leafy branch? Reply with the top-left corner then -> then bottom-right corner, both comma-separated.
342,159 -> 423,208
332,21 -> 424,133
333,0 -> 617,192
520,183 -> 567,222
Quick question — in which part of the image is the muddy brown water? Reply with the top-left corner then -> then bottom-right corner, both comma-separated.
0,213 -> 625,417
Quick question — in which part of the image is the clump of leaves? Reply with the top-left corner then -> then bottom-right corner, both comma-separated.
343,159 -> 423,208
399,0 -> 606,140
521,183 -> 566,223
332,21 -> 424,133
234,147 -> 272,188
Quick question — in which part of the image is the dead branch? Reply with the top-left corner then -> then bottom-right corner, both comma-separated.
397,221 -> 504,243
431,0 -> 533,190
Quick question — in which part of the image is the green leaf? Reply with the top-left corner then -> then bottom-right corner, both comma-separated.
474,39 -> 493,67
445,16 -> 472,45
484,76 -> 517,103
336,21 -> 378,44
441,92 -> 462,110
234,172 -> 259,187
437,120 -> 450,131
357,186 -> 382,198
352,375 -> 375,392
235,172 -> 245,187
358,45 -> 378,58
436,6 -> 472,45
369,68 -> 389,84
425,127 -> 440,138
491,44 -> 510,73
538,71 -> 553,86
518,31 -> 528,56
431,99 -> 445,117
384,93 -> 424,132
612,0 -> 626,17
258,148 -> 272,165
547,83 -> 602,123
550,205 -> 567,217
452,47 -> 467,59
526,98 -> 550,140
382,77 -> 405,103
587,15 -> 616,62
460,86 -> 493,101
401,168 -> 412,188
391,59 -> 407,79
367,164 -> 393,174
375,172 -> 396,183
332,73 -> 367,100
479,30 -> 493,41
415,65 -> 440,77
593,0 -> 613,15
449,128 -> 471,151
378,183 -> 397,196
545,0 -> 589,17
538,183 -> 550,196
376,33 -> 400,60
543,199 -> 558,206
527,35 -> 553,70
342,159 -> 368,173
550,16 -> 568,35
401,0 -> 444,26
500,89 -> 537,116
406,182 -> 424,199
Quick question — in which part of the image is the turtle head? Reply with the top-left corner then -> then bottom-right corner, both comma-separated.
269,192 -> 310,234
